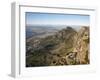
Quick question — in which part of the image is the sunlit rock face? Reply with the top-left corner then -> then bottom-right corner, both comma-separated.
73,26 -> 90,64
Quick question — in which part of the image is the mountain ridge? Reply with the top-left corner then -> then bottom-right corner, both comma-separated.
26,26 -> 90,67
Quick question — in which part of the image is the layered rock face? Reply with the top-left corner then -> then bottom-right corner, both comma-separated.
26,26 -> 90,67
73,27 -> 90,64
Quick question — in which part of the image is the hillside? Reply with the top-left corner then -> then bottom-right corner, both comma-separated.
26,26 -> 90,67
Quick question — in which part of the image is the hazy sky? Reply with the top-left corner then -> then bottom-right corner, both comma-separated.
26,12 -> 90,26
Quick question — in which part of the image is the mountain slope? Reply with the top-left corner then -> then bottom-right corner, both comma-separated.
26,26 -> 90,67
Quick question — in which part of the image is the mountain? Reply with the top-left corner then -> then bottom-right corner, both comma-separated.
26,26 -> 89,67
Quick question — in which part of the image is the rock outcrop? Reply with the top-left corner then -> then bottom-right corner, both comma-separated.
73,27 -> 90,64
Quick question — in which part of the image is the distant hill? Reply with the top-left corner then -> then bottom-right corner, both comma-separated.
26,26 -> 89,67
26,25 -> 59,39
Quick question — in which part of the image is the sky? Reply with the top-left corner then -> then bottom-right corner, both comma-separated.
26,12 -> 90,26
